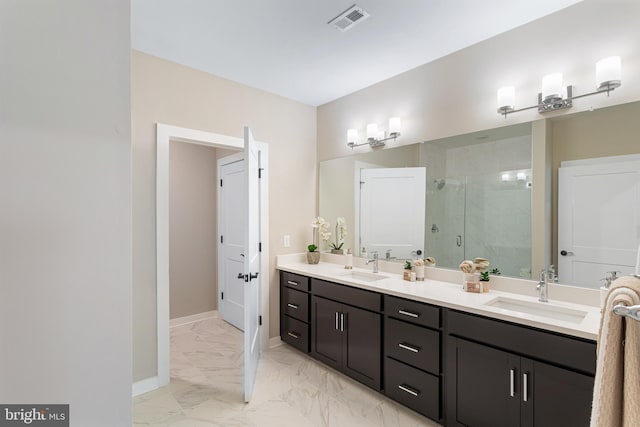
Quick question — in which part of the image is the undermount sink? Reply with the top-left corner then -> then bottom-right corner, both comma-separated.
483,297 -> 588,324
338,271 -> 385,282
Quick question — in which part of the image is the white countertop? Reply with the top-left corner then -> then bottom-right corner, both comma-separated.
277,257 -> 601,341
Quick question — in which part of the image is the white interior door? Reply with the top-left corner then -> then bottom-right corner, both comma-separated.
243,127 -> 262,402
360,167 -> 426,260
218,154 -> 245,330
558,156 -> 640,288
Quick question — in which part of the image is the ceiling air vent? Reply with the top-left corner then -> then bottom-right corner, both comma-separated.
328,4 -> 370,32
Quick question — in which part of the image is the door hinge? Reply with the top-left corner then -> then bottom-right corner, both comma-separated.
221,292 -> 224,300
258,167 -> 264,179
259,242 -> 262,252
258,315 -> 262,326
220,235 -> 224,244
220,179 -> 223,187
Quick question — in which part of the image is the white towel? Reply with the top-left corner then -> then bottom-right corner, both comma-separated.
590,276 -> 640,427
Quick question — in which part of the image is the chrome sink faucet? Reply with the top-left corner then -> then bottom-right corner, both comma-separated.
367,251 -> 379,273
537,268 -> 549,303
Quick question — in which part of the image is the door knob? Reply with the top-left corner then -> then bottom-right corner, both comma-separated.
237,273 -> 245,279
560,250 -> 574,256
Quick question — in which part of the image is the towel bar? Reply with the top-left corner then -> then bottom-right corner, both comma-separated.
613,304 -> 640,322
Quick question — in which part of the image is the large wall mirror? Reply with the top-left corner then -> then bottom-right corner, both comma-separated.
319,100 -> 640,289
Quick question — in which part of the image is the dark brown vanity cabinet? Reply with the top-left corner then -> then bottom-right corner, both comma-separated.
311,278 -> 382,390
279,271 -> 311,353
384,296 -> 443,422
445,310 -> 596,427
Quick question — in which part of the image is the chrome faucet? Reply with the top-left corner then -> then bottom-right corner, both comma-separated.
385,249 -> 395,261
537,268 -> 549,303
367,251 -> 379,273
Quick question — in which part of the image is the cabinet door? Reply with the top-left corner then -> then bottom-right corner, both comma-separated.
521,358 -> 594,427
311,296 -> 342,370
450,338 -> 520,427
342,304 -> 382,390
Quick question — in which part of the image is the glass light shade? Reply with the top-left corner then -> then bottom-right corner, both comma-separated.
596,56 -> 621,90
366,123 -> 378,140
347,128 -> 358,143
516,172 -> 527,181
388,117 -> 401,135
501,173 -> 511,182
497,86 -> 515,113
542,73 -> 563,102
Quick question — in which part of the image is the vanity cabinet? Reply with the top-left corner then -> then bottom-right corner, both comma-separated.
279,271 -> 311,353
311,278 -> 382,390
445,310 -> 596,427
384,296 -> 443,422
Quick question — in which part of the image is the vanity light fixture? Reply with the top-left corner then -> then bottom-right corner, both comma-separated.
347,117 -> 401,149
497,56 -> 622,117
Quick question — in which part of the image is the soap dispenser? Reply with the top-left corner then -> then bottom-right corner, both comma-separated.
345,249 -> 353,270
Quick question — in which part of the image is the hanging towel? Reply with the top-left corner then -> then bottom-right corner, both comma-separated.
590,275 -> 640,427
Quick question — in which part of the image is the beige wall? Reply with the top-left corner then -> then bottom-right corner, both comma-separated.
169,142 -> 219,319
1,1 -> 132,424
550,100 -> 640,267
317,0 -> 640,162
132,51 -> 317,381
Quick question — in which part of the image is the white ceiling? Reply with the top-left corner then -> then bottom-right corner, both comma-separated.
131,0 -> 583,106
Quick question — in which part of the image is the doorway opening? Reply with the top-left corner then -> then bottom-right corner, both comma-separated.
153,123 -> 270,397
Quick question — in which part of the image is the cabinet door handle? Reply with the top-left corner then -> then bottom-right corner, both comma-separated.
287,280 -> 299,286
287,303 -> 299,309
398,342 -> 420,353
509,369 -> 516,397
287,331 -> 300,339
398,384 -> 420,397
335,312 -> 339,330
523,372 -> 529,402
340,313 -> 345,332
398,309 -> 419,318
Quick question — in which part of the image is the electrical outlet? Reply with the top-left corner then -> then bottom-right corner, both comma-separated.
283,235 -> 291,247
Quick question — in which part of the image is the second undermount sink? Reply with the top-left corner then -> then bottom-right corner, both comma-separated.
483,297 -> 588,324
338,271 -> 385,282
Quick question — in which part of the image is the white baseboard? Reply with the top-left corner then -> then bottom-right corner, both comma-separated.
132,376 -> 161,397
170,310 -> 218,328
269,336 -> 283,349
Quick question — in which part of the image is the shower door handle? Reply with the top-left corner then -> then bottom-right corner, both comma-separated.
456,235 -> 462,247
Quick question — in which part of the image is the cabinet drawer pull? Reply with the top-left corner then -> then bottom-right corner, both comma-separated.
398,309 -> 419,318
523,372 -> 529,402
398,384 -> 420,397
287,331 -> 300,339
287,280 -> 299,286
340,313 -> 345,332
398,342 -> 420,353
509,368 -> 516,397
287,303 -> 299,309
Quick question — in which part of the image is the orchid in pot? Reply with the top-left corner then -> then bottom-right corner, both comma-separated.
308,217 -> 330,264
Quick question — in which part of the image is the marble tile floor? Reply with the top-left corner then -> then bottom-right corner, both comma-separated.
133,316 -> 441,427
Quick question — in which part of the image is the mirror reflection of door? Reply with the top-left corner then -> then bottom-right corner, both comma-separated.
558,155 -> 640,288
359,167 -> 426,260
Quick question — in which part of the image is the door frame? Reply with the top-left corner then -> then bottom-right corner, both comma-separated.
153,123 -> 270,391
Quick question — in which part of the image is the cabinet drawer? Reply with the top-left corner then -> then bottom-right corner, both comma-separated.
385,295 -> 440,329
385,318 -> 440,375
447,310 -> 596,375
281,315 -> 309,353
281,271 -> 310,292
283,287 -> 309,322
312,278 -> 381,312
385,357 -> 440,420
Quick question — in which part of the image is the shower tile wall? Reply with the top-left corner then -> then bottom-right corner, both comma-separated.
425,134 -> 532,278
